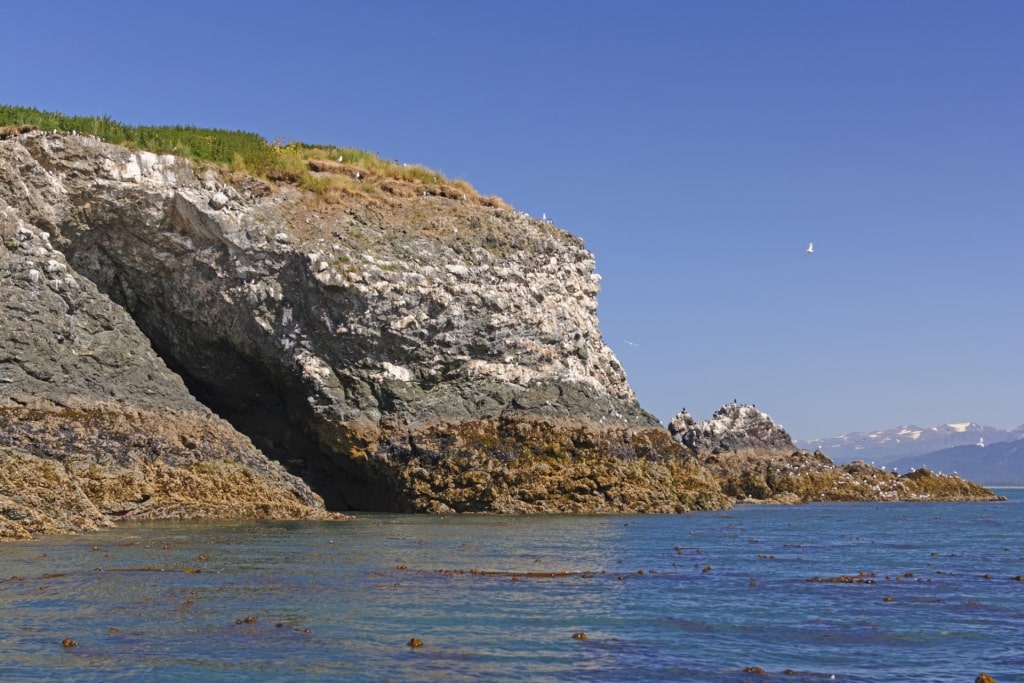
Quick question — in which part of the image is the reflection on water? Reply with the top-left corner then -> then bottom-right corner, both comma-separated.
2,492 -> 1022,682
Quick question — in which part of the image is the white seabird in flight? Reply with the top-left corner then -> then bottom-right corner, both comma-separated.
805,241 -> 814,255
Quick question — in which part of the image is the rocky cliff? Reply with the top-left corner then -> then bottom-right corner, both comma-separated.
669,403 -> 1000,504
0,130 -> 729,528
0,176 -> 333,539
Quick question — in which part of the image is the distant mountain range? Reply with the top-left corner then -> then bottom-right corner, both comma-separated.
796,422 -> 1024,487
886,440 -> 1024,487
797,422 -> 1024,465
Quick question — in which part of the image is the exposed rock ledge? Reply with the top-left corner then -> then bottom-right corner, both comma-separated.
669,404 -> 1001,504
0,402 -> 333,540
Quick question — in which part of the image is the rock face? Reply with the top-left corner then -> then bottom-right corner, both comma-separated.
669,403 -> 796,454
669,403 -> 1000,504
0,205 -> 199,411
0,136 -> 337,539
0,131 -> 728,519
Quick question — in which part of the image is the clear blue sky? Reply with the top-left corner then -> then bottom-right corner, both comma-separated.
3,1 -> 1022,439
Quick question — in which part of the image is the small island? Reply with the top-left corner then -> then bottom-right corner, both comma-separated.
0,108 -> 999,539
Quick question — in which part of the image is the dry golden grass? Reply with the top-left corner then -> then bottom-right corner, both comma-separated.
292,144 -> 509,210
0,124 -> 38,138
0,105 -> 509,210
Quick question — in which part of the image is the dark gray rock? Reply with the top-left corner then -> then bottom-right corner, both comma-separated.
0,205 -> 198,410
0,134 -> 333,539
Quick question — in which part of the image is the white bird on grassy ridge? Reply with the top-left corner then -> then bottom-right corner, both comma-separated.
806,241 -> 814,255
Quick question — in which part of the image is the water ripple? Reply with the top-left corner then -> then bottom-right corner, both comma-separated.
2,493 -> 1022,682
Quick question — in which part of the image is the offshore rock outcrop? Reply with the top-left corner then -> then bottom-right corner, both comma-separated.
0,131 -> 729,522
670,403 -> 796,454
669,403 -> 1000,504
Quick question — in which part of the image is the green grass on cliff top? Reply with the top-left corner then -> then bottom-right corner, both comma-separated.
0,104 -> 496,204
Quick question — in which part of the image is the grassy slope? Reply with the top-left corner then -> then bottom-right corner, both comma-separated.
0,104 -> 504,207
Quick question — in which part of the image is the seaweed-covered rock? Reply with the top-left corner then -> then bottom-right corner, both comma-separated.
669,404 -> 999,504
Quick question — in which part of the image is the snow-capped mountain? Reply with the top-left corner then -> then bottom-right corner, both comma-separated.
796,422 -> 1024,465
886,438 -> 1024,486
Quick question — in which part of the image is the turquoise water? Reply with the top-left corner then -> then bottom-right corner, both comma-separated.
2,491 -> 1022,682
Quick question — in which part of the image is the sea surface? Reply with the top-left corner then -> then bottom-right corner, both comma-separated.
2,490 -> 1022,682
